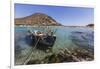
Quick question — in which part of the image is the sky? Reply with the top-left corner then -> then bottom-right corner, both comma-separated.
15,3 -> 94,26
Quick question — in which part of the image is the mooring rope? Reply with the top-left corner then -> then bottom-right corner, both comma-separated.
23,37 -> 41,65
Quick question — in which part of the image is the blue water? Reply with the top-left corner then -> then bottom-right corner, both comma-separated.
15,26 -> 94,65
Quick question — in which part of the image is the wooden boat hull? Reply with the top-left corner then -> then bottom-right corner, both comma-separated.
25,34 -> 56,50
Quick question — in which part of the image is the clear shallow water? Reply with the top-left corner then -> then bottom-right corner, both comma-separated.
15,26 -> 94,65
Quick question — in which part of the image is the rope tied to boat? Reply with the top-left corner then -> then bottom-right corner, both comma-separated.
23,37 -> 41,65
33,37 -> 41,49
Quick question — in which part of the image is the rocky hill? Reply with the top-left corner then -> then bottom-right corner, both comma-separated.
15,13 -> 62,26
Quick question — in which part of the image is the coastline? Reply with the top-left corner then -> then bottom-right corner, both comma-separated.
15,25 -> 94,28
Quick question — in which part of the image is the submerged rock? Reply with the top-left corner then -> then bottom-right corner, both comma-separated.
70,31 -> 94,51
25,47 -> 94,65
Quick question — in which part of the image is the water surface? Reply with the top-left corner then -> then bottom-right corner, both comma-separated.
15,26 -> 94,65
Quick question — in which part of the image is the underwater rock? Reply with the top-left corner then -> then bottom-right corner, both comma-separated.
26,59 -> 41,65
70,31 -> 94,51
26,47 -> 94,65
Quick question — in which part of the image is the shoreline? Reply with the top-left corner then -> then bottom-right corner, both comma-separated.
15,25 -> 94,28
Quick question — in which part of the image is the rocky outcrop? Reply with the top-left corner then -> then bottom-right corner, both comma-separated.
15,13 -> 62,26
87,24 -> 94,27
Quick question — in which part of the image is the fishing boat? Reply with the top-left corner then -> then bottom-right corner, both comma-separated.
25,30 -> 56,50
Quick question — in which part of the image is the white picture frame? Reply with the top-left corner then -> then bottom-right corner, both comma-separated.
10,0 -> 95,69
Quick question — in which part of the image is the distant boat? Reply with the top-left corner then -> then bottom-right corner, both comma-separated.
25,30 -> 56,50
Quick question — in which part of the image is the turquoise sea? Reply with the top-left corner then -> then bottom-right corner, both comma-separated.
15,26 -> 94,65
